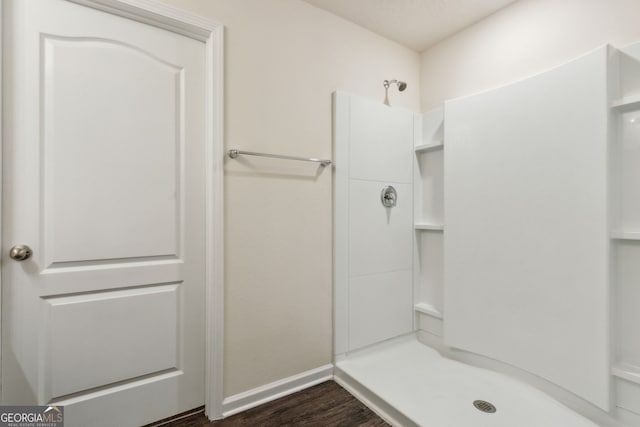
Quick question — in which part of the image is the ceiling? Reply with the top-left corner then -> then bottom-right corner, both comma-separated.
300,0 -> 518,52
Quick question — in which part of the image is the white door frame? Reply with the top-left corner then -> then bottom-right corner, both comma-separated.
0,0 -> 225,420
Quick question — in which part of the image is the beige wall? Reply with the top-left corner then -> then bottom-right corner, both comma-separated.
159,0 -> 420,397
420,0 -> 640,110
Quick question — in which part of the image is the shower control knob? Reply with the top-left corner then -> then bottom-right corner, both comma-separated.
381,185 -> 397,208
9,244 -> 32,261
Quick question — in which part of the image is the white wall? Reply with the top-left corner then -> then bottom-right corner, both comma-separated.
159,0 -> 420,397
420,0 -> 640,110
333,93 -> 415,356
444,47 -> 610,409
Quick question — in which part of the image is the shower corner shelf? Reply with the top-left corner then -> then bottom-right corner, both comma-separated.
611,94 -> 640,110
415,223 -> 444,231
415,140 -> 444,153
611,230 -> 640,240
414,303 -> 443,319
612,364 -> 640,385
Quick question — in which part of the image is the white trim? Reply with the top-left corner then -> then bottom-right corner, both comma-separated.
0,0 -> 4,400
0,0 -> 225,420
221,365 -> 334,418
205,17 -> 226,423
68,0 -> 214,41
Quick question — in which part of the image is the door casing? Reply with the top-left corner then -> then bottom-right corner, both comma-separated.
0,0 -> 225,420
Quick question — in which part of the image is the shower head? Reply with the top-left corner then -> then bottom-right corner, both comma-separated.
383,79 -> 407,91
383,79 -> 407,106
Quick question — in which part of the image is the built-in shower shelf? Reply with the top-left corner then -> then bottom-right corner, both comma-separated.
415,223 -> 444,231
415,141 -> 443,153
611,231 -> 640,240
611,94 -> 640,110
612,364 -> 640,385
414,303 -> 443,319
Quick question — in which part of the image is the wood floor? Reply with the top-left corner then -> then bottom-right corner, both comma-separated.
152,381 -> 390,426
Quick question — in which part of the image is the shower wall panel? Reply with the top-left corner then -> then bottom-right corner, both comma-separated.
444,47 -> 610,410
334,92 -> 415,355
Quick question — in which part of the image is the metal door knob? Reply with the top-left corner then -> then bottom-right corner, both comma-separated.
9,244 -> 32,261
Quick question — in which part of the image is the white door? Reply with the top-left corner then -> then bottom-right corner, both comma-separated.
2,1 -> 207,425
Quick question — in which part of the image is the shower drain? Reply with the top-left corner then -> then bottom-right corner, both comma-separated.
473,400 -> 497,413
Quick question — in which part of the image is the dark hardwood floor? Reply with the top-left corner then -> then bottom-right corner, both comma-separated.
151,381 -> 390,427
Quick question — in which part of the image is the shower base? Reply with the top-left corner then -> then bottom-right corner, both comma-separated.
334,336 -> 599,427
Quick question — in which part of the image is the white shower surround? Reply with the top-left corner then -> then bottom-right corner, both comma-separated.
334,42 -> 640,427
333,92 -> 416,355
444,46 -> 610,410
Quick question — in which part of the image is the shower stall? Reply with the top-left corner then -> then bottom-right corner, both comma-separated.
333,42 -> 640,427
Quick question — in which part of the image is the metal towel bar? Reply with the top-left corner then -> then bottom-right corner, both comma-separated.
228,149 -> 332,167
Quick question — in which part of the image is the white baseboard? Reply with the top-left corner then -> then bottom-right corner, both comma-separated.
221,364 -> 334,418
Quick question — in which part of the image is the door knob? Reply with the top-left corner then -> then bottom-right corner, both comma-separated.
9,244 -> 32,261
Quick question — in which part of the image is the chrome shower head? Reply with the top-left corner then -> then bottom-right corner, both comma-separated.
383,79 -> 407,106
384,79 -> 407,91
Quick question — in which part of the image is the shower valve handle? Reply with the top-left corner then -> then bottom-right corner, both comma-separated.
381,186 -> 397,208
